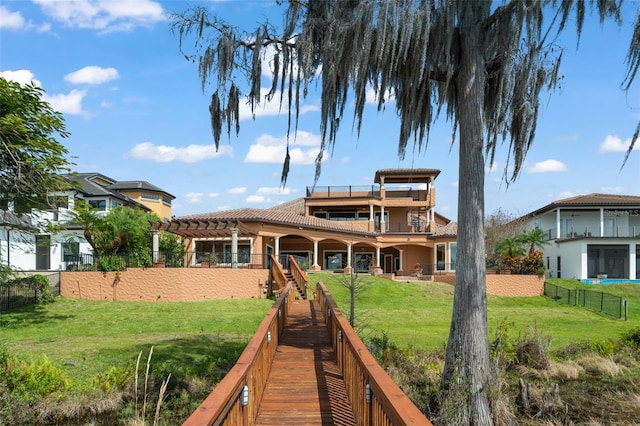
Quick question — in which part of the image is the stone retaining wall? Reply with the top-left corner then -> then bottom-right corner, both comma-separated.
435,274 -> 544,297
60,268 -> 270,302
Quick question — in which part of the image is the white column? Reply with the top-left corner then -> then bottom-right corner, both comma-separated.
151,229 -> 159,263
599,208 -> 604,237
380,205 -> 386,233
556,209 -> 561,239
376,247 -> 381,267
630,243 -> 637,280
313,240 -> 319,268
347,243 -> 352,268
231,228 -> 238,269
275,236 -> 280,263
399,248 -> 404,271
580,243 -> 588,280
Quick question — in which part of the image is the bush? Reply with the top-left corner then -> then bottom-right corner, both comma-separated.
0,353 -> 71,401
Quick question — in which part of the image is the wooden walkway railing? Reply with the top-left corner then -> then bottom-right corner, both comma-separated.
182,279 -> 432,425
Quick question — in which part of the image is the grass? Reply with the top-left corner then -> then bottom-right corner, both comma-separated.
311,272 -> 640,352
0,297 -> 272,389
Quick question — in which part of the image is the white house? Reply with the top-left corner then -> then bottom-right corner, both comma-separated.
521,193 -> 640,282
0,173 -> 173,272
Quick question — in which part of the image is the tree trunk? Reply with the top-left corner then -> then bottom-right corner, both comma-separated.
441,4 -> 493,425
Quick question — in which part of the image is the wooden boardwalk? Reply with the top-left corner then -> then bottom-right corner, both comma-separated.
254,299 -> 357,425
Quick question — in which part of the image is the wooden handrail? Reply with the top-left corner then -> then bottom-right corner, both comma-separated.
182,284 -> 295,426
316,281 -> 433,425
269,255 -> 288,294
288,255 -> 314,299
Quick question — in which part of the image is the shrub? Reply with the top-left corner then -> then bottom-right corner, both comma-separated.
92,366 -> 133,393
0,353 -> 71,401
589,339 -> 615,356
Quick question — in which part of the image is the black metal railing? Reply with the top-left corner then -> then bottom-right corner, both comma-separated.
543,282 -> 628,320
306,185 -> 379,198
63,251 -> 273,271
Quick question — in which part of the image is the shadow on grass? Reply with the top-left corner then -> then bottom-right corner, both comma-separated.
96,333 -> 250,383
0,304 -> 75,329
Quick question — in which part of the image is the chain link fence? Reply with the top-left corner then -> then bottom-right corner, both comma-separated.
544,281 -> 628,320
0,271 -> 61,312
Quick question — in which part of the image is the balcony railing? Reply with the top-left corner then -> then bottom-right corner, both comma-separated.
544,225 -> 640,240
306,185 -> 379,198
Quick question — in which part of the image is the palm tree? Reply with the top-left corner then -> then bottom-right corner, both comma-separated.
171,2 -> 640,423
521,228 -> 550,254
496,236 -> 526,259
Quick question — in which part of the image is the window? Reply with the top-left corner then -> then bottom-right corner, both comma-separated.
604,218 -> 617,237
449,243 -> 457,271
314,212 -> 327,219
111,200 -> 122,208
141,193 -> 159,201
62,242 -> 80,262
162,196 -> 172,206
328,211 -> 356,221
324,251 -> 347,270
88,199 -> 107,211
560,218 -> 574,237
436,243 -> 446,271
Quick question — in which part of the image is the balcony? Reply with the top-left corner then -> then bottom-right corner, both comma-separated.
307,185 -> 379,198
544,225 -> 640,240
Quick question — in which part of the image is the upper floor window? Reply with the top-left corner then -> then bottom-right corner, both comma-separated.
162,196 -> 172,206
141,193 -> 159,201
111,200 -> 122,208
88,199 -> 107,211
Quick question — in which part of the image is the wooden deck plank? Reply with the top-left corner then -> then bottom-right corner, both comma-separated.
254,299 -> 356,426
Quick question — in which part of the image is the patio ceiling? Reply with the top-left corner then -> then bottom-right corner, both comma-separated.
154,218 -> 254,238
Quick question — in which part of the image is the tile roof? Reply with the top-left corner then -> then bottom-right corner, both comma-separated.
526,193 -> 640,216
177,197 -> 457,237
107,181 -> 175,198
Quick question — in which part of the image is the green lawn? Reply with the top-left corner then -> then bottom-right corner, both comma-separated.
0,297 -> 273,389
2,275 -> 638,389
312,273 -> 640,352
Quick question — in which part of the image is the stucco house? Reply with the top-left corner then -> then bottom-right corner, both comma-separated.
520,193 -> 640,282
156,168 -> 458,275
0,173 -> 174,271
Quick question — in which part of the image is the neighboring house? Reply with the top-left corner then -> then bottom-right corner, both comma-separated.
157,169 -> 458,275
520,193 -> 640,282
0,173 -> 174,271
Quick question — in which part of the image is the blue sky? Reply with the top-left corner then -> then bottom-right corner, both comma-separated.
1,0 -> 639,220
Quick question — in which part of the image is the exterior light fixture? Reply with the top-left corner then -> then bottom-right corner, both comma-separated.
267,331 -> 272,344
241,385 -> 249,406
366,384 -> 372,404
338,330 -> 342,342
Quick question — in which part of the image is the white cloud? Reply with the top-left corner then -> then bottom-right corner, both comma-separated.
65,66 -> 119,85
245,131 -> 325,165
216,205 -> 230,211
340,156 -> 350,164
0,6 -> 25,30
127,142 -> 233,163
256,187 -> 293,195
208,193 -> 219,198
33,0 -> 166,33
238,88 -> 319,121
599,135 -> 639,153
185,192 -> 204,203
528,159 -> 567,173
0,69 -> 41,87
43,89 -> 88,115
228,187 -> 247,195
246,195 -> 270,204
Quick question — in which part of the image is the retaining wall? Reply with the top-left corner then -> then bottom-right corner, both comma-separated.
60,268 -> 270,302
435,274 -> 544,297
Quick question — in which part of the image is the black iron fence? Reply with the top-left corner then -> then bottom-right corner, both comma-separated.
62,251 -> 272,271
543,281 -> 628,320
0,273 -> 60,312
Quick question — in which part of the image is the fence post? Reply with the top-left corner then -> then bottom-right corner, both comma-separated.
624,300 -> 629,321
601,291 -> 604,312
